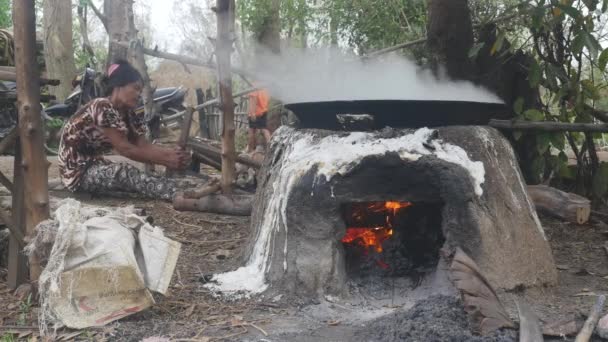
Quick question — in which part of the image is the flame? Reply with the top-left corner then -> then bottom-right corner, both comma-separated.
341,201 -> 411,254
341,227 -> 393,253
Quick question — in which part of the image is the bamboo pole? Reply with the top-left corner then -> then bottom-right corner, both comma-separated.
215,0 -> 237,194
13,0 -> 51,283
489,120 -> 608,132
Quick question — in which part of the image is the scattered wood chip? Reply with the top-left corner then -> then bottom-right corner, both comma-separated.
327,320 -> 341,326
59,331 -> 83,341
573,292 -> 597,297
556,264 -> 570,270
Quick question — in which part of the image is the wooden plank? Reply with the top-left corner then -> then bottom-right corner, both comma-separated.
13,0 -> 51,283
7,140 -> 27,289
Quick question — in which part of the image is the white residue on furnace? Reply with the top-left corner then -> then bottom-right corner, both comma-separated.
204,127 -> 486,297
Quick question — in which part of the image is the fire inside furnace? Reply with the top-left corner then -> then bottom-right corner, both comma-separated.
341,201 -> 412,268
341,201 -> 445,276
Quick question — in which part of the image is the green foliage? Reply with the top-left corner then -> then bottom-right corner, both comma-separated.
1,333 -> 15,342
0,0 -> 11,28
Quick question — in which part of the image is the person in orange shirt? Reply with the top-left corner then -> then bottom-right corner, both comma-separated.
247,88 -> 272,153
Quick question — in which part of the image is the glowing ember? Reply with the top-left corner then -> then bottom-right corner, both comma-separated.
341,201 -> 411,253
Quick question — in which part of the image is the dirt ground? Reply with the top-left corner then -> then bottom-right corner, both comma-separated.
2,156 -> 608,341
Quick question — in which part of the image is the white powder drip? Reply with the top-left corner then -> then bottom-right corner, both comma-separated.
205,127 -> 486,297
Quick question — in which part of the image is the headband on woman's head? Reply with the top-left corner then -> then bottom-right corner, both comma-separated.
108,64 -> 120,77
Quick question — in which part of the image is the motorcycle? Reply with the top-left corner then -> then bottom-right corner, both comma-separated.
44,68 -> 188,146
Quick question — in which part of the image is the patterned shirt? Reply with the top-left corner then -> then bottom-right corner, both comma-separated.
58,98 -> 148,190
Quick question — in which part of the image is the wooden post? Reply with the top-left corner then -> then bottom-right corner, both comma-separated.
166,107 -> 194,177
13,0 -> 51,283
215,0 -> 237,194
196,88 -> 210,139
7,140 -> 27,289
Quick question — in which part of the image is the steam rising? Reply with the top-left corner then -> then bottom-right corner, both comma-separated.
247,48 -> 502,104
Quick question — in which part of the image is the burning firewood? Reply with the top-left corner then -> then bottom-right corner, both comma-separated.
527,185 -> 591,225
449,248 -> 515,336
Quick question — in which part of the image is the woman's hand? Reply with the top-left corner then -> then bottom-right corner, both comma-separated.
173,146 -> 192,169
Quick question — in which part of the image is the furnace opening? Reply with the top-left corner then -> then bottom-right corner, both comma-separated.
341,201 -> 445,278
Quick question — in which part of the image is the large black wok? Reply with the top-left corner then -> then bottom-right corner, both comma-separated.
284,100 -> 509,130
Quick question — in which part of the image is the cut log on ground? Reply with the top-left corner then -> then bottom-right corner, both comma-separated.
173,194 -> 252,216
575,295 -> 606,342
166,107 -> 194,178
527,185 -> 591,225
193,151 -> 222,171
184,179 -> 221,199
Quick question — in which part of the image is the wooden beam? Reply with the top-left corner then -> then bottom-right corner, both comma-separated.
0,70 -> 60,86
13,0 -> 51,283
0,170 -> 13,193
161,87 -> 257,123
489,120 -> 608,132
216,0 -> 237,194
7,140 -> 26,289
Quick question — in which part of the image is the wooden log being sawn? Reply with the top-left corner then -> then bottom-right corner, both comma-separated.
166,107 -> 194,177
527,185 -> 591,225
188,139 -> 262,170
173,193 -> 252,216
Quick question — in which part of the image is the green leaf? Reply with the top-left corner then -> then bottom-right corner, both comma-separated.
514,97 -> 525,115
572,33 -> 585,56
490,32 -> 506,56
524,109 -> 545,121
558,151 -> 569,163
582,0 -> 600,11
581,79 -> 600,100
536,133 -> 552,154
555,3 -> 581,18
513,131 -> 523,141
583,31 -> 602,59
599,49 -> 608,71
528,61 -> 542,88
603,0 -> 608,12
550,133 -> 566,150
468,42 -> 485,59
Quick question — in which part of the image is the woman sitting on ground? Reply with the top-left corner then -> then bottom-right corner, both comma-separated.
58,60 -> 191,201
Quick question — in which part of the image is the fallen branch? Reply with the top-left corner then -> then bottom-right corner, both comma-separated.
575,295 -> 606,342
173,194 -> 253,216
112,40 -> 249,77
489,120 -> 608,133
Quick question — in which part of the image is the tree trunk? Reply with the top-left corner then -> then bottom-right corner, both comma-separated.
216,0 -> 236,194
13,0 -> 51,283
42,0 -> 77,101
426,0 -> 475,81
105,0 -> 129,65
